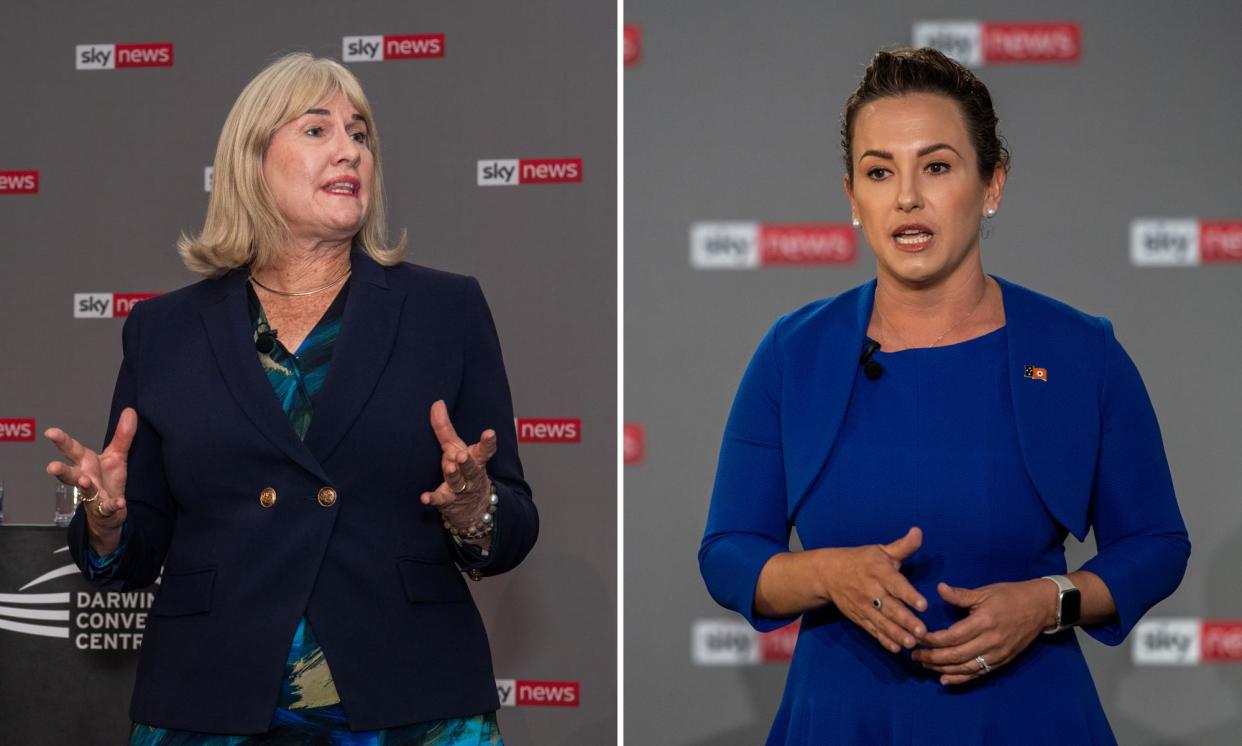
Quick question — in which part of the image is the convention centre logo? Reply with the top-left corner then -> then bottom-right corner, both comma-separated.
623,423 -> 644,465
0,418 -> 36,442
624,25 -> 642,66
690,222 -> 856,269
0,544 -> 155,651
0,170 -> 39,194
342,34 -> 445,62
74,293 -> 160,319
691,619 -> 800,666
477,158 -> 583,186
1131,218 -> 1242,266
913,21 -> 1080,66
495,679 -> 580,707
1133,618 -> 1242,665
76,42 -> 174,70
515,418 -> 581,444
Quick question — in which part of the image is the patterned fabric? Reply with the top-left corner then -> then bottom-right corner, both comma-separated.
127,277 -> 501,744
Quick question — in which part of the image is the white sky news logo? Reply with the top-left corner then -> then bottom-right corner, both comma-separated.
692,619 -> 799,666
0,419 -> 36,443
1131,219 -> 1242,266
0,170 -> 38,194
515,418 -> 580,444
76,42 -> 174,70
74,293 -> 159,319
343,35 -> 445,62
913,21 -> 1080,66
204,166 -> 213,192
477,158 -> 583,186
495,679 -> 579,707
1133,618 -> 1242,665
691,222 -> 856,269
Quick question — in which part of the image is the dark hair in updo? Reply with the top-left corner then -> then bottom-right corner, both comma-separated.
841,47 -> 1010,187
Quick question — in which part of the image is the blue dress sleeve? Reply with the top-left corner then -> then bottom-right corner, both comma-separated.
699,319 -> 797,631
1078,321 -> 1190,645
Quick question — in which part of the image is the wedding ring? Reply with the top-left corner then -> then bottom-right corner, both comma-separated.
976,655 -> 991,673
453,480 -> 471,494
95,503 -> 108,517
872,597 -> 884,610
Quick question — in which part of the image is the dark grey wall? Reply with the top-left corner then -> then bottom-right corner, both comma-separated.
0,2 -> 615,744
624,2 -> 1241,744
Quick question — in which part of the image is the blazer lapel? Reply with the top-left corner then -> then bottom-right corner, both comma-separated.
200,269 -> 330,484
303,249 -> 406,467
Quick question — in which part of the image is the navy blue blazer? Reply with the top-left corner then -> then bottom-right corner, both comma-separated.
700,276 -> 1189,645
68,249 -> 538,733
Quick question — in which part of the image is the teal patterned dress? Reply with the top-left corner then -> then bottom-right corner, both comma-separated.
93,278 -> 501,745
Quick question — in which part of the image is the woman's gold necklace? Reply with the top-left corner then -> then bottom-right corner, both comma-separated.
249,262 -> 352,297
876,280 -> 989,350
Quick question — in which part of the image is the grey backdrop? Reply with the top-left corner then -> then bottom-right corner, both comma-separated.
624,1 -> 1241,744
0,2 -> 615,744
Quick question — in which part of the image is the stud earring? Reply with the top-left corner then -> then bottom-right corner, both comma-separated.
852,217 -> 861,228
985,208 -> 996,218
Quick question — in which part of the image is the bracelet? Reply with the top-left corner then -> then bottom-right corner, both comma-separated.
444,482 -> 499,541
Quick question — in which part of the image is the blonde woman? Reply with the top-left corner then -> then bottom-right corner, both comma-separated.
43,53 -> 536,743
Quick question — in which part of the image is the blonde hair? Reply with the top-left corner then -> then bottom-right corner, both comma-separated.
179,52 -> 406,277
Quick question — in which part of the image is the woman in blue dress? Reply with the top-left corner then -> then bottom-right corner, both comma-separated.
699,47 -> 1189,744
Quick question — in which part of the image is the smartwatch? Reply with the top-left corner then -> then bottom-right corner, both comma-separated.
1041,575 -> 1081,634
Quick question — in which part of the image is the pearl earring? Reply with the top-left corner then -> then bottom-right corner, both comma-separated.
852,217 -> 861,228
985,208 -> 996,218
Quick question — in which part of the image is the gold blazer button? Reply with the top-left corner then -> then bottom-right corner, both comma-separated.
259,487 -> 277,508
317,486 -> 338,507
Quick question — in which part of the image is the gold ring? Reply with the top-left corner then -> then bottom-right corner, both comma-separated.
80,486 -> 99,503
454,480 -> 471,494
95,503 -> 108,517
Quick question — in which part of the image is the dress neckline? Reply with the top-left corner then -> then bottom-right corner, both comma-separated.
868,325 -> 1007,356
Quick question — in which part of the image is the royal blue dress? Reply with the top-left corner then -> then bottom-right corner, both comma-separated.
767,328 -> 1116,744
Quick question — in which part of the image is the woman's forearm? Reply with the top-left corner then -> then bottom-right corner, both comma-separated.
753,549 -> 836,619
1032,570 -> 1118,629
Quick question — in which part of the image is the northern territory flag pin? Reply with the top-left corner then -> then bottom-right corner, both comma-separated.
1024,364 -> 1048,382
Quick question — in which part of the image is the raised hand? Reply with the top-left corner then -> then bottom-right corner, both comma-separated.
911,579 -> 1054,685
43,407 -> 138,555
421,400 -> 499,539
823,527 -> 929,653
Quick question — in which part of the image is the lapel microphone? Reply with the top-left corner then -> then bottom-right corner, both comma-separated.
859,340 -> 883,380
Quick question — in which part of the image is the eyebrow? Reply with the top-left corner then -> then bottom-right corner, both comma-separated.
303,108 -> 368,124
859,143 -> 961,161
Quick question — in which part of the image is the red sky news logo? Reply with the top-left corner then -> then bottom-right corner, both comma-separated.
515,418 -> 580,444
690,222 -> 856,269
342,35 -> 445,62
1133,618 -> 1242,665
623,423 -> 644,465
0,171 -> 38,194
477,158 -> 583,186
495,679 -> 580,707
74,293 -> 160,319
914,21 -> 1080,66
76,43 -> 174,70
691,619 -> 800,665
0,419 -> 36,443
624,25 -> 641,66
1131,219 -> 1242,266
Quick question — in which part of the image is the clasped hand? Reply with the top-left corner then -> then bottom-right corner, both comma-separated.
827,526 -> 1052,686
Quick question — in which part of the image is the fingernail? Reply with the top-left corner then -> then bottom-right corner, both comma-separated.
915,626 -> 925,637
904,637 -> 915,648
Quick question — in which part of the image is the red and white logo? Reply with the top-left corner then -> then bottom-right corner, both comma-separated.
1131,218 -> 1242,266
76,43 -> 174,70
1132,618 -> 1242,665
0,170 -> 38,194
515,418 -> 581,444
691,222 -> 855,269
477,158 -> 583,186
1202,621 -> 1242,662
74,293 -> 160,319
913,21 -> 1080,66
624,25 -> 642,67
495,679 -> 580,707
342,35 -> 445,62
623,423 -> 644,465
691,618 -> 801,665
0,418 -> 36,442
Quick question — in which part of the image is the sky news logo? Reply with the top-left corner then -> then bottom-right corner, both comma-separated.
691,619 -> 799,666
477,158 -> 583,186
690,222 -> 856,269
74,293 -> 160,319
515,418 -> 580,444
495,679 -> 580,707
624,25 -> 641,66
0,419 -> 36,443
204,166 -> 213,192
76,43 -> 174,70
1133,618 -> 1242,665
913,21 -> 1080,66
0,170 -> 38,194
343,35 -> 445,62
623,423 -> 644,465
1131,219 -> 1242,266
